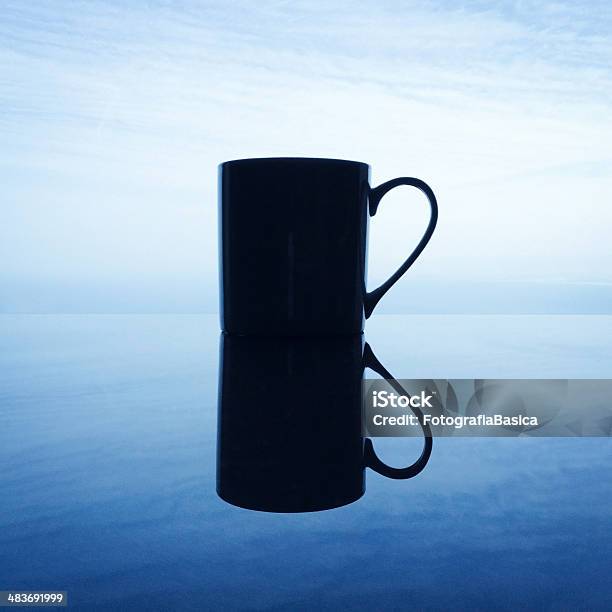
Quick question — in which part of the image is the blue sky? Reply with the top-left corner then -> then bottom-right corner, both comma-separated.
1,1 -> 611,312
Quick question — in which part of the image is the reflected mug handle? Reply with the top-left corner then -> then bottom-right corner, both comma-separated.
363,343 -> 433,479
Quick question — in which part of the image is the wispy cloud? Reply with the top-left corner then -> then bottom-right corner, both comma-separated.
1,1 -> 611,312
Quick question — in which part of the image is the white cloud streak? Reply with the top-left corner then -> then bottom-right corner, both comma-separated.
1,0 -> 611,311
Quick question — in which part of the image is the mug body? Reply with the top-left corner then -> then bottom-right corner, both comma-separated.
217,334 -> 365,512
219,157 -> 370,335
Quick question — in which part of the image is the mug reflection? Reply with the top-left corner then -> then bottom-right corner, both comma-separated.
217,334 -> 432,513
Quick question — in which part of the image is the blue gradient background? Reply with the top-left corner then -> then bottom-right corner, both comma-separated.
1,2 -> 612,610
2,1 -> 612,314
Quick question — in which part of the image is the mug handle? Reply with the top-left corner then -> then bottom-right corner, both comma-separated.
364,178 -> 438,318
363,343 -> 433,479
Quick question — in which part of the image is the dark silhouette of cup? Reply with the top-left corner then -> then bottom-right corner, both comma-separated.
217,334 -> 432,512
219,157 -> 437,335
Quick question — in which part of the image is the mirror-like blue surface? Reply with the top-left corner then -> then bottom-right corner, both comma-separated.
1,315 -> 611,610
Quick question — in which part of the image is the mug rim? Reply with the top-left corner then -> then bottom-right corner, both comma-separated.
219,156 -> 369,169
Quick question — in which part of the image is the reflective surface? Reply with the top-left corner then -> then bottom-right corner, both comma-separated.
1,315 -> 611,610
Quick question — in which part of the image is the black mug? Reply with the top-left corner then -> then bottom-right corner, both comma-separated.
219,157 -> 438,335
217,334 -> 432,513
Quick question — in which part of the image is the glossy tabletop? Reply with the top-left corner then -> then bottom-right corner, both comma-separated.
1,315 -> 611,610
